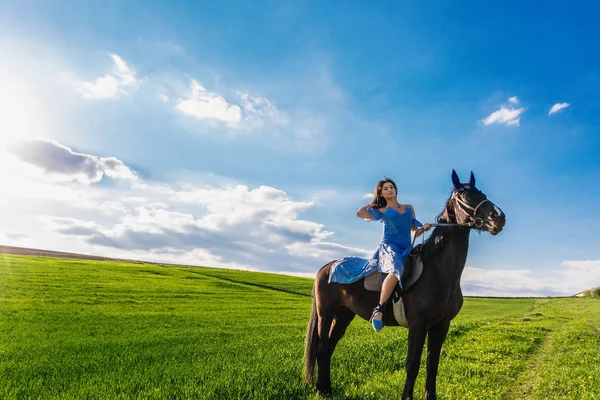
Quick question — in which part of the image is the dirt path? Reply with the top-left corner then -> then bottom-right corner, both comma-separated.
505,322 -> 561,400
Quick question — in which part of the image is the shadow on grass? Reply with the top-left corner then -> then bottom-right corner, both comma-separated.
184,269 -> 312,298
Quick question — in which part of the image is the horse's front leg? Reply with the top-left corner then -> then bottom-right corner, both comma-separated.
401,324 -> 427,400
424,321 -> 450,400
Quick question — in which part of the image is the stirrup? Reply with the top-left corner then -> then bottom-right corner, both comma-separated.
370,303 -> 384,332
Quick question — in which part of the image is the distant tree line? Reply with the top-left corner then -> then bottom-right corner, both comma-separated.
583,287 -> 600,297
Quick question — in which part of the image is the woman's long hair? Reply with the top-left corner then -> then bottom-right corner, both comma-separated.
371,178 -> 398,209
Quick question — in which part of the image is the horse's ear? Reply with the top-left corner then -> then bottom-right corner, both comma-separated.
451,169 -> 460,187
469,171 -> 476,188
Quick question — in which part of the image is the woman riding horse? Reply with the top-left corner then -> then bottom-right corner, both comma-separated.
329,178 -> 431,331
304,170 -> 505,399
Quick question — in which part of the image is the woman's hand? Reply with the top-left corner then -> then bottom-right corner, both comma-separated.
414,223 -> 432,237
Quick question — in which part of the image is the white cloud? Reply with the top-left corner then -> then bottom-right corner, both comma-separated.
8,139 -> 137,184
462,260 -> 600,297
155,68 -> 338,152
286,240 -> 371,260
482,97 -> 526,127
77,53 -> 140,99
548,102 -> 570,115
559,260 -> 600,293
100,157 -> 138,181
174,80 -> 284,129
482,107 -> 524,126
40,216 -> 101,236
238,92 -> 285,125
111,207 -> 198,235
175,80 -> 243,124
14,151 -> 369,274
174,184 -> 314,230
2,230 -> 32,243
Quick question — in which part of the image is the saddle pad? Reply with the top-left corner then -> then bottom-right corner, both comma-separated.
392,297 -> 409,328
364,271 -> 384,291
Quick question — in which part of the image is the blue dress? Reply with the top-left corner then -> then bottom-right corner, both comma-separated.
328,206 -> 423,286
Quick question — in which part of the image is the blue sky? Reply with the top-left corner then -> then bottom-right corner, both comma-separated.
1,1 -> 599,296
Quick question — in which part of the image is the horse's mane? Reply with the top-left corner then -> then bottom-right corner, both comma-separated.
419,193 -> 457,261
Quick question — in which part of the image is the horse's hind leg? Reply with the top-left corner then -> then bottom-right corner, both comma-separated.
328,307 -> 355,355
315,306 -> 334,396
424,321 -> 450,400
316,306 -> 355,396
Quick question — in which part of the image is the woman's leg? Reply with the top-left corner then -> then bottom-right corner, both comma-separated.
372,273 -> 398,323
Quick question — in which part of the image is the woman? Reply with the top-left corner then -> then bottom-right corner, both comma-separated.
328,178 -> 431,331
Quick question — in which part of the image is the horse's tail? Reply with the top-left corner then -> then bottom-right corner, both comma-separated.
303,286 -> 319,384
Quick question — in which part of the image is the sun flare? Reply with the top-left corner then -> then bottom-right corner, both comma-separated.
0,72 -> 50,147
0,72 -> 55,191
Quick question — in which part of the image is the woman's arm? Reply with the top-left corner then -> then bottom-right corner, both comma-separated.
357,204 -> 377,220
409,205 -> 431,237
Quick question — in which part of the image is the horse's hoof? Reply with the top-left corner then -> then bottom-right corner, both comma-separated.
424,391 -> 436,400
316,387 -> 332,397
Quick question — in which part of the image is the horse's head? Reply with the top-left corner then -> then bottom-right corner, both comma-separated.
445,170 -> 506,235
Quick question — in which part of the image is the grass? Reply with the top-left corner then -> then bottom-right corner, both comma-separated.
1,254 -> 599,399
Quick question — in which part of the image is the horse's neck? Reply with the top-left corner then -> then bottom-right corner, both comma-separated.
434,226 -> 470,289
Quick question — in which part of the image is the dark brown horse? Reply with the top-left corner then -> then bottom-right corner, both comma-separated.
304,170 -> 506,399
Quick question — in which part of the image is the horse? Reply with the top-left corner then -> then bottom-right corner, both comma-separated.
303,170 -> 506,399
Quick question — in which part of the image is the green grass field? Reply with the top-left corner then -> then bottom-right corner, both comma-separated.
1,254 -> 599,399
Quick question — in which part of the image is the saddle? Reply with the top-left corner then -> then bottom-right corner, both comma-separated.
363,244 -> 424,294
363,245 -> 424,328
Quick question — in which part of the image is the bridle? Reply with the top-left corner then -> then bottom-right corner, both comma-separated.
450,189 -> 491,228
411,187 -> 497,248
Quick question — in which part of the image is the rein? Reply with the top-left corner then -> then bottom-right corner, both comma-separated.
411,222 -> 459,248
